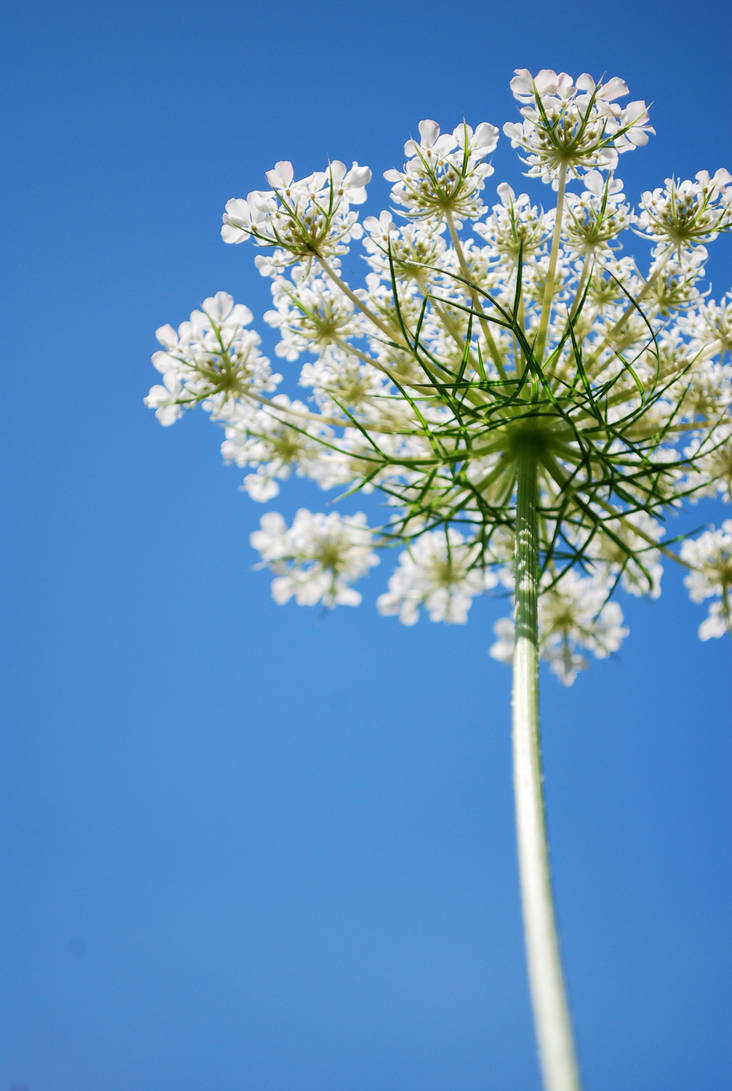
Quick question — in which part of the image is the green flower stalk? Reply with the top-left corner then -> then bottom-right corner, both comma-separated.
145,67 -> 731,1091
513,450 -> 580,1091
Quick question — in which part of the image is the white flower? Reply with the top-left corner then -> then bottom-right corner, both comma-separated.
250,509 -> 379,607
362,211 -> 448,282
490,570 -> 628,685
144,292 -> 280,424
221,160 -> 371,274
635,170 -> 732,258
562,171 -> 631,258
377,530 -> 499,625
474,183 -> 553,262
678,292 -> 732,358
148,69 -> 731,669
144,373 -> 184,426
220,395 -> 332,500
503,69 -> 653,187
681,521 -> 732,639
643,250 -> 707,316
263,276 -> 361,361
384,119 -> 498,224
684,420 -> 732,500
298,348 -> 389,413
582,511 -> 664,598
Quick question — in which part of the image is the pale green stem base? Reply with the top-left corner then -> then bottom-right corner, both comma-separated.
513,454 -> 581,1091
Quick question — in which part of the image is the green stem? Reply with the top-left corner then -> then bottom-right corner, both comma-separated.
513,453 -> 581,1091
316,253 -> 399,342
534,164 -> 568,367
445,211 -> 508,380
585,251 -> 670,371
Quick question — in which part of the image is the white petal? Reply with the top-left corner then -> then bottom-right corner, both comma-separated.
418,119 -> 440,147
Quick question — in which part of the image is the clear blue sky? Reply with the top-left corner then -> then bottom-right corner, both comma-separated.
3,1 -> 731,1089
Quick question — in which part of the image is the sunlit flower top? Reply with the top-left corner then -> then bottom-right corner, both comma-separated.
145,68 -> 731,684
503,68 -> 653,187
384,119 -> 499,224
635,169 -> 732,258
221,159 -> 371,273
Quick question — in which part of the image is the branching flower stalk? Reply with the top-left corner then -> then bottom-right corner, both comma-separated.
145,68 -> 731,1091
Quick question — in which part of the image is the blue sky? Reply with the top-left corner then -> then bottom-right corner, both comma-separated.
3,1 -> 731,1089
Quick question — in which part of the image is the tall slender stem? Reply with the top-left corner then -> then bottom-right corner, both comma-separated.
534,163 -> 568,367
513,452 -> 581,1091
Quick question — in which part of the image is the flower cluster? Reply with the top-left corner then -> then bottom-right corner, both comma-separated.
635,169 -> 732,258
474,182 -> 553,262
503,69 -> 653,187
681,521 -> 732,639
263,276 -> 362,361
384,119 -> 499,224
146,69 -> 731,683
563,171 -> 631,258
222,159 -> 371,274
376,530 -> 500,625
144,292 -> 279,425
250,510 -> 379,607
490,569 -> 628,686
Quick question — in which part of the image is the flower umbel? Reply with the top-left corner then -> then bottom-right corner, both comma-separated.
681,520 -> 732,639
144,292 -> 280,424
250,509 -> 379,607
222,159 -> 371,274
384,119 -> 499,224
146,71 -> 730,675
503,69 -> 653,187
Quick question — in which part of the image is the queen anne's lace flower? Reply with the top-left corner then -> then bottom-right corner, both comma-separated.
220,395 -> 331,501
384,119 -> 498,224
503,69 -> 653,187
143,84 -> 731,1091
144,292 -> 280,425
635,170 -> 732,258
681,521 -> 732,639
264,276 -> 361,361
147,69 -> 731,684
298,350 -> 390,413
362,211 -> 448,283
678,292 -> 732,358
644,251 -> 706,315
684,420 -> 732,501
562,171 -> 631,258
584,511 -> 664,598
473,183 -> 553,262
222,159 -> 371,273
250,509 -> 379,607
376,529 -> 499,625
490,570 -> 628,685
